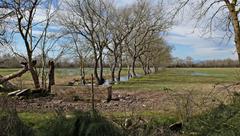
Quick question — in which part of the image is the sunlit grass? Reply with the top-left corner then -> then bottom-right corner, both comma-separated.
114,68 -> 239,91
0,68 -> 143,86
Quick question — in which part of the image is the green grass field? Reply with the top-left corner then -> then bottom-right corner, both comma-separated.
114,68 -> 240,91
1,67 -> 238,88
1,68 -> 240,135
0,68 -> 143,86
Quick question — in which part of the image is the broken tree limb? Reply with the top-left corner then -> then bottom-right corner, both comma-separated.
16,89 -> 30,96
7,89 -> 30,97
7,89 -> 22,96
0,63 -> 28,84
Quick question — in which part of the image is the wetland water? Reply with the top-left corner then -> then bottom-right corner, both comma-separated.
104,74 -> 142,85
191,72 -> 226,77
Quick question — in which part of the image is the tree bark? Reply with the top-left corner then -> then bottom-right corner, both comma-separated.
98,52 -> 105,85
94,58 -> 100,85
227,3 -> 240,65
0,63 -> 28,84
139,57 -> 147,75
41,53 -> 47,89
48,61 -> 55,92
79,57 -> 86,85
111,66 -> 116,83
93,49 -> 101,85
29,63 -> 40,89
131,57 -> 137,77
127,65 -> 131,79
111,56 -> 118,83
147,58 -> 151,74
117,58 -> 123,82
26,48 -> 40,89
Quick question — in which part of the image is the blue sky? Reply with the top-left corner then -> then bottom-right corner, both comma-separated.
117,0 -> 237,60
166,24 -> 237,60
9,0 -> 238,61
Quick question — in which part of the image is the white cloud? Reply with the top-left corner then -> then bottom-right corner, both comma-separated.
166,21 -> 237,60
164,0 -> 237,60
116,0 -> 136,7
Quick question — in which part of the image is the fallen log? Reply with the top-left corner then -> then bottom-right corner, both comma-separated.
0,63 -> 28,84
7,89 -> 22,96
7,88 -> 48,98
16,89 -> 30,96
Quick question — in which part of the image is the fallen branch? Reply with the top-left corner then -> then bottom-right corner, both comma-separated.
0,62 -> 28,84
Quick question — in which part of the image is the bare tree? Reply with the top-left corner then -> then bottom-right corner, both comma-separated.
138,36 -> 171,74
150,41 -> 172,72
69,33 -> 92,85
173,0 -> 240,64
107,5 -> 136,83
0,20 -> 7,46
38,0 -> 61,90
1,0 -> 59,89
0,2 -> 15,47
59,0 -> 112,85
0,0 -> 41,88
125,0 -> 171,77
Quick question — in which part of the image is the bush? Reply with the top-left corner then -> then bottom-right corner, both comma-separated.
38,110 -> 123,136
0,97 -> 34,136
113,115 -> 177,136
183,93 -> 240,136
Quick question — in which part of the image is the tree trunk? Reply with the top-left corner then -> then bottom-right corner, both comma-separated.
27,51 -> 40,89
111,57 -> 118,83
238,52 -> 240,66
154,66 -> 158,73
147,58 -> 151,74
48,61 -> 55,92
82,65 -> 86,85
234,32 -> 240,66
29,65 -> 40,89
41,66 -> 46,89
117,58 -> 123,82
0,63 -> 28,84
127,65 -> 131,79
27,58 -> 40,89
79,57 -> 86,85
98,53 -> 105,85
139,57 -> 147,75
41,54 -> 47,89
228,4 -> 240,65
131,57 -> 137,77
94,58 -> 100,85
111,67 -> 116,83
93,49 -> 101,85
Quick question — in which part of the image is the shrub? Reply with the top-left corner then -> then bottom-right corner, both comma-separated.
38,110 -> 123,136
183,93 -> 240,136
0,97 -> 34,136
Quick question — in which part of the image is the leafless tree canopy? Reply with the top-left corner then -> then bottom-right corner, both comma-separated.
0,0 -> 173,86
174,0 -> 240,63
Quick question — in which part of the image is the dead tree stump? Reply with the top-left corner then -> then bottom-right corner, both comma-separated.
48,61 -> 55,92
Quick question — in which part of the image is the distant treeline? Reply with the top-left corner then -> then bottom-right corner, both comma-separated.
169,57 -> 239,68
0,54 -> 22,68
0,54 -> 141,68
1,54 -> 239,68
0,54 -> 91,68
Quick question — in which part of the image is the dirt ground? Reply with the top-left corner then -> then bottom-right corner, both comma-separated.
13,85 -> 231,117
14,90 -> 171,113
